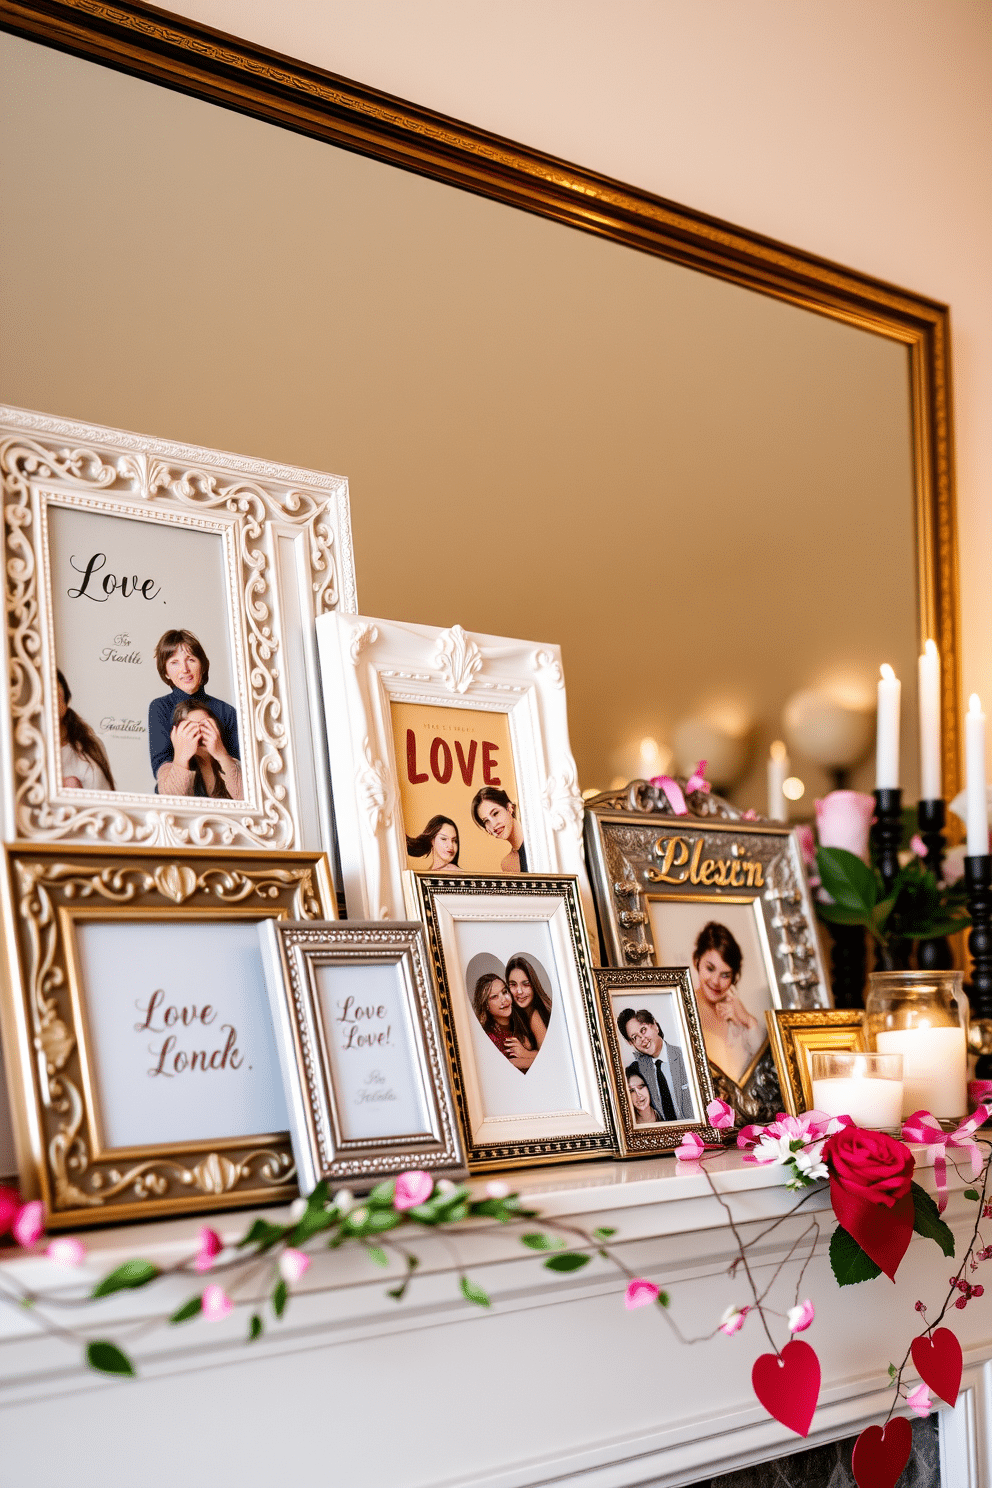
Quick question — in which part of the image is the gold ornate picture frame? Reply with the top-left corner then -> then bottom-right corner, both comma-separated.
766,1009 -> 867,1117
0,842 -> 335,1228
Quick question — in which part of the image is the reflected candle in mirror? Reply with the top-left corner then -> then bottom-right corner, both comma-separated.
875,1024 -> 968,1119
809,1051 -> 903,1129
767,739 -> 788,821
875,663 -> 901,790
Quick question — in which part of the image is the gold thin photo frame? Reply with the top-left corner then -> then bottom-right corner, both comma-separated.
766,1009 -> 868,1117
0,842 -> 335,1228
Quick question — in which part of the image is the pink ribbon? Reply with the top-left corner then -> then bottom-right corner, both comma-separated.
649,760 -> 711,816
901,1106 -> 991,1213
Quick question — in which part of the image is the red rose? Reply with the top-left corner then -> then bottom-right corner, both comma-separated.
823,1126 -> 915,1209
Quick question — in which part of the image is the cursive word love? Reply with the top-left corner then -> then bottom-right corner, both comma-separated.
67,552 -> 161,603
134,988 -> 243,1077
336,994 -> 392,1050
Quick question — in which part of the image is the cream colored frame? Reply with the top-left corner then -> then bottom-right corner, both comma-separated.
0,404 -> 356,850
766,1009 -> 868,1117
0,841 -> 335,1228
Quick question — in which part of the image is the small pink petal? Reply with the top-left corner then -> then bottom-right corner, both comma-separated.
46,1237 -> 85,1267
193,1226 -> 222,1272
0,1185 -> 21,1234
787,1299 -> 815,1333
394,1170 -> 434,1211
741,809 -> 759,821
910,834 -> 927,858
625,1278 -> 659,1310
279,1248 -> 311,1284
719,1304 -> 750,1336
674,1133 -> 706,1162
907,1381 -> 932,1417
485,1180 -> 510,1199
12,1201 -> 45,1249
202,1284 -> 232,1321
707,1099 -> 735,1130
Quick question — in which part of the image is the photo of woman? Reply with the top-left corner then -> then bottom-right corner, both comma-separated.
625,1064 -> 663,1125
148,629 -> 240,792
471,973 -> 537,1072
157,697 -> 244,799
406,815 -> 461,872
470,787 -> 527,873
506,953 -> 552,1050
57,670 -> 116,792
692,920 -> 766,1085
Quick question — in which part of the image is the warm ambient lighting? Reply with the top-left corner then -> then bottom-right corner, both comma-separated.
880,663 -> 896,682
971,693 -> 983,714
783,776 -> 805,801
770,739 -> 787,762
639,736 -> 660,763
581,786 -> 600,800
925,638 -> 938,661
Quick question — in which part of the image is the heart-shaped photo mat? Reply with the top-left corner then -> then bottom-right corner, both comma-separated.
464,950 -> 555,1077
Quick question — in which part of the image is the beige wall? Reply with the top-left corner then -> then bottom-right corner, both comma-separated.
159,0 -> 992,769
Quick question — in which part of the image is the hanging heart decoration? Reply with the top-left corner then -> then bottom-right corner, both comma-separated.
751,1340 -> 821,1437
851,1417 -> 913,1488
911,1327 -> 962,1408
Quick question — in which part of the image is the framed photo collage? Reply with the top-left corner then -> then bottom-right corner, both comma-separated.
0,406 -> 833,1224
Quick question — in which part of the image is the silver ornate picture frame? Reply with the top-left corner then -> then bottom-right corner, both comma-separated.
584,783 -> 831,1125
259,920 -> 466,1192
0,404 -> 356,851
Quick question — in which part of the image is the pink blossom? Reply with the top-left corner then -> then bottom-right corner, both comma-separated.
685,760 -> 711,796
279,1248 -> 311,1284
719,1304 -> 750,1336
46,1237 -> 85,1267
485,1180 -> 510,1200
394,1170 -> 434,1211
741,809 -> 758,821
909,834 -> 927,858
815,790 -> 875,863
739,1110 -> 832,1164
194,1226 -> 223,1273
943,845 -> 967,885
12,1201 -> 44,1249
707,1099 -> 735,1130
907,1381 -> 932,1417
794,823 -> 817,871
0,1185 -> 20,1235
625,1278 -> 659,1310
674,1132 -> 706,1162
787,1299 -> 815,1333
202,1284 -> 232,1321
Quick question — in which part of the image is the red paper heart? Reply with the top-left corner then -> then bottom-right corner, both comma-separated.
851,1418 -> 913,1488
911,1327 -> 962,1407
752,1340 -> 821,1437
830,1182 -> 914,1281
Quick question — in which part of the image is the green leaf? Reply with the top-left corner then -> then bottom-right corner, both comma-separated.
964,1189 -> 980,1202
816,847 -> 879,913
907,918 -> 972,940
520,1232 -> 564,1251
366,1179 -> 397,1208
543,1252 -> 591,1274
86,1340 -> 136,1377
272,1278 -> 288,1318
816,902 -> 871,927
248,1313 -> 263,1342
888,1362 -> 898,1379
460,1275 -> 491,1308
289,1205 -> 336,1247
366,1246 -> 388,1267
911,1181 -> 956,1258
829,1224 -> 882,1286
592,1226 -> 617,1241
236,1218 -> 290,1252
656,1290 -> 670,1308
871,896 -> 898,931
90,1259 -> 160,1299
168,1296 -> 203,1325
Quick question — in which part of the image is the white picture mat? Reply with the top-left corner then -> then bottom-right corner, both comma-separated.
74,919 -> 289,1149
434,892 -> 607,1145
609,988 -> 701,1123
646,897 -> 776,1084
314,959 -> 432,1142
46,502 -> 239,796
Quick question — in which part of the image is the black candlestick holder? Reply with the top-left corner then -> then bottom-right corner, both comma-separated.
917,797 -> 953,970
871,788 -> 907,970
965,854 -> 992,1080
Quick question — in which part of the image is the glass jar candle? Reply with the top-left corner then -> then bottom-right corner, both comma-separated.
809,1051 -> 904,1129
865,970 -> 969,1122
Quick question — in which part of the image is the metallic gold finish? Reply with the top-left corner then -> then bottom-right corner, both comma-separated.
765,1009 -> 868,1117
0,842 -> 335,1228
0,0 -> 961,797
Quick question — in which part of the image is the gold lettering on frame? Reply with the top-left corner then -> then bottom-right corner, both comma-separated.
647,835 -> 764,890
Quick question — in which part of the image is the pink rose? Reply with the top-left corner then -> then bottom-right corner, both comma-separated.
794,823 -> 817,871
0,1185 -> 20,1235
13,1201 -> 44,1249
394,1170 -> 434,1211
815,791 -> 875,863
624,1279 -> 659,1309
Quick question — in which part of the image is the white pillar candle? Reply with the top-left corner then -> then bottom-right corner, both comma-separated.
767,740 -> 788,822
875,1025 -> 967,1120
966,693 -> 988,856
875,663 -> 901,790
918,639 -> 942,801
811,1074 -> 904,1129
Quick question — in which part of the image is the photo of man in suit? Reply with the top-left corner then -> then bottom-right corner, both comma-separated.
616,1006 -> 694,1122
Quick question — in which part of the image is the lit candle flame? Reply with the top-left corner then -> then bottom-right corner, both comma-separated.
924,638 -> 938,659
880,663 -> 896,681
970,694 -> 983,715
770,740 -> 787,762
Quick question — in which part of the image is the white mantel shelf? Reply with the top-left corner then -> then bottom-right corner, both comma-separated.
1,1152 -> 990,1488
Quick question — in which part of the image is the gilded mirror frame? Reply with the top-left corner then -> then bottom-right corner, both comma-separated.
0,0 -> 961,793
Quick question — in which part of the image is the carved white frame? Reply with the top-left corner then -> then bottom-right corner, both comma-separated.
315,612 -> 592,926
0,404 -> 356,850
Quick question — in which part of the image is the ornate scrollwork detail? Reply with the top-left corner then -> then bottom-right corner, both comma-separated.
532,648 -> 564,688
357,737 -> 393,837
152,863 -> 199,903
584,777 -> 749,820
542,765 -> 584,840
348,622 -> 379,664
433,624 -> 482,693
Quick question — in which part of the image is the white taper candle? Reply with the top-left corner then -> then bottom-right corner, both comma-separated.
918,639 -> 942,801
875,664 -> 901,790
966,693 -> 988,857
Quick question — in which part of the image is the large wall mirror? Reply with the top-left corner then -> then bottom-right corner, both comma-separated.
0,2 -> 960,813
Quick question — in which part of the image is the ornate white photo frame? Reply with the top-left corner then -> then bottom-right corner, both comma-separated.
316,612 -> 592,926
0,404 -> 356,850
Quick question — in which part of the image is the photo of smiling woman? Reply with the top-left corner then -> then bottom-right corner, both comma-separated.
471,787 -> 527,873
148,629 -> 240,793
405,815 -> 461,872
692,921 -> 766,1085
506,953 -> 552,1050
471,973 -> 537,1072
625,1064 -> 663,1125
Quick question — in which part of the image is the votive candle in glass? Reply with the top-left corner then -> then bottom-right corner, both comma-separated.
809,1050 -> 904,1129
